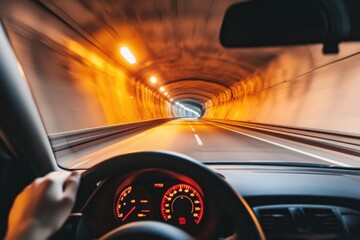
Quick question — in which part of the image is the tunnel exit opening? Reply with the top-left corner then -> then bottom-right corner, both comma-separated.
168,99 -> 204,119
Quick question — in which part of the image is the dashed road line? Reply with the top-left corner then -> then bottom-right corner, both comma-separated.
194,134 -> 203,146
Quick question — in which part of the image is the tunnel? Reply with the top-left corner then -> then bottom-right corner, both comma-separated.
1,0 -> 360,150
3,3 -> 360,240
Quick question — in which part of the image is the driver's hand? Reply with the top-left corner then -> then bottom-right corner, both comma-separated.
5,171 -> 81,240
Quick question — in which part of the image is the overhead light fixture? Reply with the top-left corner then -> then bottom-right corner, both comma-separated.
160,86 -> 165,92
170,99 -> 173,102
164,92 -> 168,96
120,47 -> 136,64
150,76 -> 157,84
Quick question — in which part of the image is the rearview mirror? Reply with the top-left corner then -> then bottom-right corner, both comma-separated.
220,0 -> 360,54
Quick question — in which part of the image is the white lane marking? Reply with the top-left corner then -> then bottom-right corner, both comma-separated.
211,123 -> 350,167
194,134 -> 203,146
139,133 -> 146,137
71,159 -> 91,169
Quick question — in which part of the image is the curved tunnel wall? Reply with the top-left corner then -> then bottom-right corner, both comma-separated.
204,44 -> 360,135
3,1 -> 360,135
12,35 -> 170,134
3,1 -> 170,134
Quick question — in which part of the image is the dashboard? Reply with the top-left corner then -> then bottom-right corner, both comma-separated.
215,165 -> 360,240
113,170 -> 207,234
72,159 -> 360,240
76,169 -> 225,239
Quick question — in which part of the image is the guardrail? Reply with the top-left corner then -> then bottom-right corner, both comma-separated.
204,119 -> 360,157
49,119 -> 171,159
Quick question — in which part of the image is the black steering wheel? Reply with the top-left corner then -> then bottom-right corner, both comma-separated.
74,151 -> 265,240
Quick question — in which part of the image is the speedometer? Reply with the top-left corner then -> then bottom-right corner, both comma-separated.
115,186 -> 152,223
161,183 -> 204,226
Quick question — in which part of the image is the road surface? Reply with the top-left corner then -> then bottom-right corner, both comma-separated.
61,120 -> 360,169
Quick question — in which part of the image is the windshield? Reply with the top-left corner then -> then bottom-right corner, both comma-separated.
2,0 -> 360,169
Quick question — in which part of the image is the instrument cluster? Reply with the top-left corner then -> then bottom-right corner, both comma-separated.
113,170 -> 207,235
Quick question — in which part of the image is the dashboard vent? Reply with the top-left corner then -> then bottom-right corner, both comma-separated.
304,208 -> 342,233
257,206 -> 345,240
258,208 -> 295,235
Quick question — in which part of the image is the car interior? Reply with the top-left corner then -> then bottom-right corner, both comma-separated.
1,0 -> 360,239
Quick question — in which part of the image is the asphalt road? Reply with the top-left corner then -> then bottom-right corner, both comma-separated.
62,120 -> 360,169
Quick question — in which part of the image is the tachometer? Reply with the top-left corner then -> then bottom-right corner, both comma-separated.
115,186 -> 151,222
161,183 -> 204,226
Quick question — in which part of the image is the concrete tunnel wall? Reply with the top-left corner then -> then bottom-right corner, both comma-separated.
3,1 -> 360,136
3,1 -> 170,134
204,43 -> 360,135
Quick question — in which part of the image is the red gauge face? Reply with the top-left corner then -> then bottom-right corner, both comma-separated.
115,186 -> 152,222
161,184 -> 204,226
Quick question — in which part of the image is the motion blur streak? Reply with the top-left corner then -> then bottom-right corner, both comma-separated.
204,46 -> 360,134
1,1 -> 170,133
66,41 -> 169,126
119,47 -> 137,64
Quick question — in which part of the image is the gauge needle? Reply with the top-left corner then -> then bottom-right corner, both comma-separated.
122,206 -> 136,222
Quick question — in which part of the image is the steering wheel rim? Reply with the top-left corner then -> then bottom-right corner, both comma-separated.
99,221 -> 195,240
74,151 -> 266,240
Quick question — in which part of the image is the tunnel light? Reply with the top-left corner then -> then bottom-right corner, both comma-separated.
120,47 -> 136,64
150,76 -> 157,84
164,92 -> 168,96
160,86 -> 165,92
170,98 -> 173,102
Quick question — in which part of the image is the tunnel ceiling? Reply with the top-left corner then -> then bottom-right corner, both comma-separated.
38,0 -> 279,104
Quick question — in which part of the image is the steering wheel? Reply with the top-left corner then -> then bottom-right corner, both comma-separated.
74,151 -> 266,240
